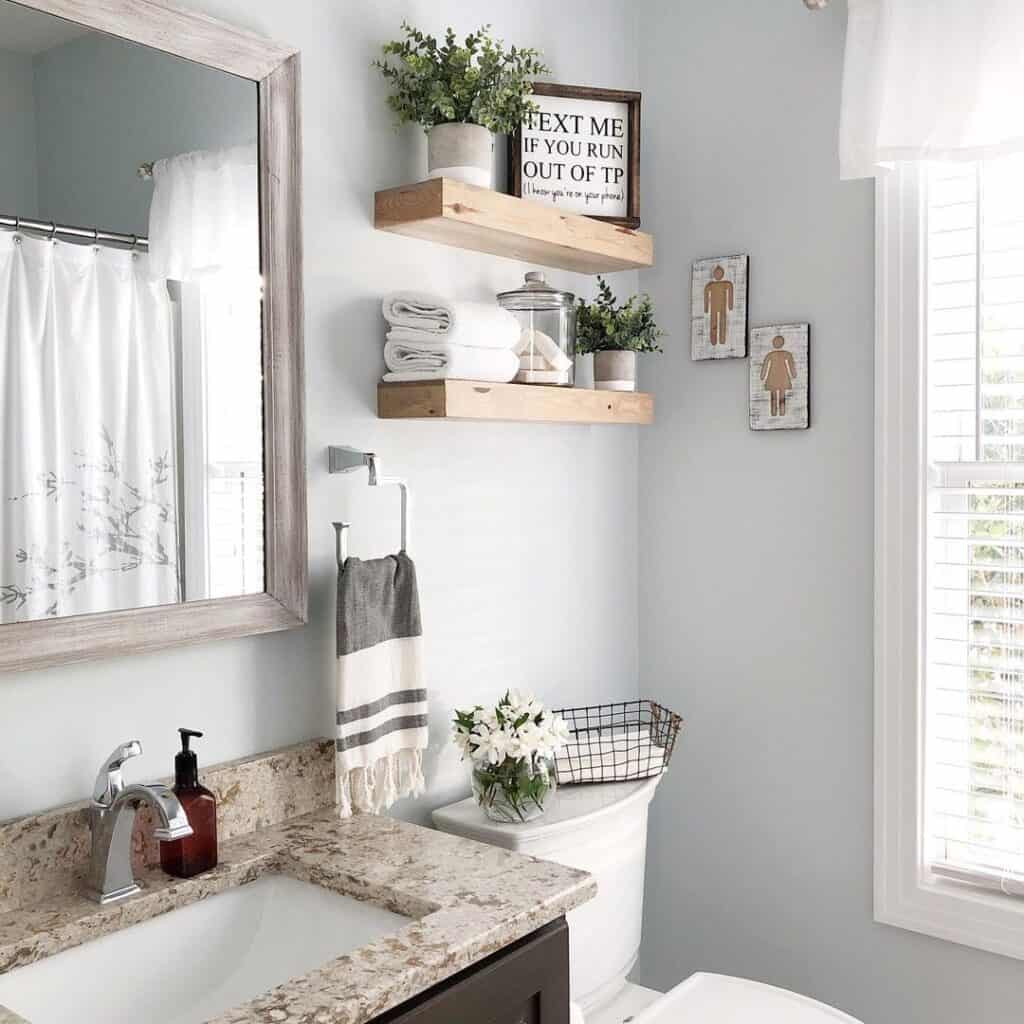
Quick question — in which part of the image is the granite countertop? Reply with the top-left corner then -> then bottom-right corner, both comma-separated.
0,806 -> 596,1023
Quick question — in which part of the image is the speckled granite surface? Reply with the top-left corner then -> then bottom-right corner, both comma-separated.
0,808 -> 594,1024
0,738 -> 335,915
0,739 -> 593,1023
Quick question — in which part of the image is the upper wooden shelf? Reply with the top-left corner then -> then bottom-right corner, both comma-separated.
378,380 -> 654,425
374,179 -> 654,274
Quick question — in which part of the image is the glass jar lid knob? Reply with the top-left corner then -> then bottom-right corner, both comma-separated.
497,271 -> 575,307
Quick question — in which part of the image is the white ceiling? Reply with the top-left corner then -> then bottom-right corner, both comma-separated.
0,2 -> 89,55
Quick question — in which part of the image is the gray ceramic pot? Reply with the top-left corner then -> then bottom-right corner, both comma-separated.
593,350 -> 638,392
427,123 -> 493,188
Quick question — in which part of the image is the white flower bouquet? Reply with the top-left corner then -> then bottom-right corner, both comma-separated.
453,690 -> 571,823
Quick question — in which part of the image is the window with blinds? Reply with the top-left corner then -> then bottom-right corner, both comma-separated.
927,155 -> 1024,889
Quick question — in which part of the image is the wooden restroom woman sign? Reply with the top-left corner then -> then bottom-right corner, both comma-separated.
509,84 -> 642,228
748,323 -> 810,431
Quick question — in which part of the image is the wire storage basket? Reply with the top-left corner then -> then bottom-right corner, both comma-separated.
552,700 -> 683,785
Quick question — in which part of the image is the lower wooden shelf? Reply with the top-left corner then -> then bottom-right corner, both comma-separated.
378,380 -> 654,425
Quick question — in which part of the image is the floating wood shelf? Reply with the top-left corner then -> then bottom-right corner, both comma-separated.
374,179 -> 654,274
378,380 -> 654,425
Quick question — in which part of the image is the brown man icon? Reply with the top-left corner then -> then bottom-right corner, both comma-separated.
703,265 -> 734,346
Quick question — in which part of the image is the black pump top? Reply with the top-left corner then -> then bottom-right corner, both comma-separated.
175,728 -> 204,789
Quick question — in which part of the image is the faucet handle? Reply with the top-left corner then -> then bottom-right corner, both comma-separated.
92,740 -> 143,804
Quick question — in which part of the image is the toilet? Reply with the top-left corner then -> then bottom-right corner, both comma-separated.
432,777 -> 860,1023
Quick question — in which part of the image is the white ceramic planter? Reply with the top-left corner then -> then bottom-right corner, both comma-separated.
427,123 -> 494,188
593,350 -> 638,392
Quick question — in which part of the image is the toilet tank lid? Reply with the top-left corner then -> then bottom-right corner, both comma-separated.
630,974 -> 862,1024
432,775 -> 661,848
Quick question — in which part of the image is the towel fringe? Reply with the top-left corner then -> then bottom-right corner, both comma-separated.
338,748 -> 425,817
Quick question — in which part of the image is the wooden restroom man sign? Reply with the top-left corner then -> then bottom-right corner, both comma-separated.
704,266 -> 733,347
691,253 -> 749,360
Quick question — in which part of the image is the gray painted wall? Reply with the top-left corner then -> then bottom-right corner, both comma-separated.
33,32 -> 255,236
0,47 -> 38,217
635,2 -> 1024,1022
0,0 -> 639,826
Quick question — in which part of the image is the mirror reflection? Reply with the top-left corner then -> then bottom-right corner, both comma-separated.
0,1 -> 263,623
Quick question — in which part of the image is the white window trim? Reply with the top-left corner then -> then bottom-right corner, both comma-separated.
875,166 -> 1024,960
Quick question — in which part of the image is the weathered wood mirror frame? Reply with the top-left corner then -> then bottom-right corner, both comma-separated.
0,0 -> 306,672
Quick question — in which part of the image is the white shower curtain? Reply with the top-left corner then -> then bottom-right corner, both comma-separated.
0,231 -> 181,623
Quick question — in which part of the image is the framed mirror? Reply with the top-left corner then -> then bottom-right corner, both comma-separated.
0,0 -> 305,671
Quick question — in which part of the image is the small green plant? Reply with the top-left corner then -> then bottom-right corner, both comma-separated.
576,276 -> 666,355
374,23 -> 549,134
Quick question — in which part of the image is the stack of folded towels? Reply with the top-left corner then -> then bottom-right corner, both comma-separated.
382,292 -> 521,383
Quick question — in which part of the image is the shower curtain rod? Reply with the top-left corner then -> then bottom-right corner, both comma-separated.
0,213 -> 148,249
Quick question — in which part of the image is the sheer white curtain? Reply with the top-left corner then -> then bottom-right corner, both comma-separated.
147,143 -> 264,600
840,0 -> 1024,179
147,143 -> 259,282
0,232 -> 180,622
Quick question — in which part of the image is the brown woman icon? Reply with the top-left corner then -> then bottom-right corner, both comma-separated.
703,265 -> 733,346
760,334 -> 797,416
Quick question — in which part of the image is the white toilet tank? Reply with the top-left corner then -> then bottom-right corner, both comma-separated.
432,775 -> 661,1013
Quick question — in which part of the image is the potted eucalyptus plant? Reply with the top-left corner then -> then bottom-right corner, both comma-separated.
374,23 -> 549,189
576,277 -> 666,391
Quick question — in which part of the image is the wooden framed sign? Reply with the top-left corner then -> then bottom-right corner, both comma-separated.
509,84 -> 641,228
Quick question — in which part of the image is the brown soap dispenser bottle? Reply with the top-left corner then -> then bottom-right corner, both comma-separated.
160,728 -> 218,879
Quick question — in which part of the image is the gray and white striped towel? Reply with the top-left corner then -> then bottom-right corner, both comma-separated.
336,553 -> 428,816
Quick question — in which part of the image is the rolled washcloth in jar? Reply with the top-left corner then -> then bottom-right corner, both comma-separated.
518,353 -> 553,371
515,327 -> 573,372
382,292 -> 520,349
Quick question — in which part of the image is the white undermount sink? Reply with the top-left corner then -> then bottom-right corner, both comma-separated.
0,875 -> 411,1024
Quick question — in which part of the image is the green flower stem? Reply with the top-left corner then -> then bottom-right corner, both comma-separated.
473,756 -> 554,823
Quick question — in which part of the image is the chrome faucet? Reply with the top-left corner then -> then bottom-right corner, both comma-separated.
85,740 -> 193,904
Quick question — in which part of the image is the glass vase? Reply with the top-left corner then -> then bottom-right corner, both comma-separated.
471,755 -> 557,823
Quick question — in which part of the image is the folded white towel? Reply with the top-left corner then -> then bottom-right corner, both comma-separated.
515,327 -> 573,372
384,339 -> 518,382
384,368 -> 517,383
554,729 -> 666,784
382,293 -> 520,349
385,326 -> 518,353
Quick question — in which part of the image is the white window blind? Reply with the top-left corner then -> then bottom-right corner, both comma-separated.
927,155 -> 1024,891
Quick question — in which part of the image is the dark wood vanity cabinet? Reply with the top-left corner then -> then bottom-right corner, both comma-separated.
373,918 -> 570,1024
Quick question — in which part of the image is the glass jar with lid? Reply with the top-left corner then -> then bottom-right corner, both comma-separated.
497,271 -> 576,387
